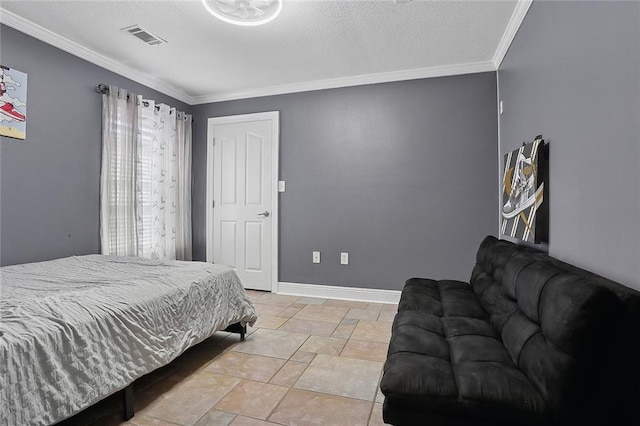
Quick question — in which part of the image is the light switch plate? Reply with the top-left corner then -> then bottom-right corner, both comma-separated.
278,181 -> 286,192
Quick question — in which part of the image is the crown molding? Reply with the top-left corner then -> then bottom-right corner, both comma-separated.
492,0 -> 533,69
1,6 -> 508,106
191,61 -> 496,104
0,7 -> 194,105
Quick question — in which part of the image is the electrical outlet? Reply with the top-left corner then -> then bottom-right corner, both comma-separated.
313,251 -> 321,264
340,252 -> 349,265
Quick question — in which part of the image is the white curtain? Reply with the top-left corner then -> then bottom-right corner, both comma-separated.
100,87 -> 139,257
100,85 -> 192,260
175,110 -> 193,261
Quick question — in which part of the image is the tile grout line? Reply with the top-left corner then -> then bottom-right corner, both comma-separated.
264,386 -> 295,425
365,368 -> 385,426
285,385 -> 380,404
143,412 -> 192,426
213,378 -> 291,424
166,368 -> 243,426
265,333 -> 312,384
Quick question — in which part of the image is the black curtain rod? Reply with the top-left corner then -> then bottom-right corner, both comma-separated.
96,84 -> 154,109
95,83 -> 192,121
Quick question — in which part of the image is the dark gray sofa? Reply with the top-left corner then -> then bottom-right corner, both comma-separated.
380,236 -> 640,425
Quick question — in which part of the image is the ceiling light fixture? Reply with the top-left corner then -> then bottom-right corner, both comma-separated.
201,0 -> 283,27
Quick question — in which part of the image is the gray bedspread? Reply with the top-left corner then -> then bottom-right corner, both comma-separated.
0,255 -> 257,425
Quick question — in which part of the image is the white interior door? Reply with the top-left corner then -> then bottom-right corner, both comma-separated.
207,112 -> 278,291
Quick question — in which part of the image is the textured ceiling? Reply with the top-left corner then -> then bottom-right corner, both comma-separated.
1,0 -> 518,103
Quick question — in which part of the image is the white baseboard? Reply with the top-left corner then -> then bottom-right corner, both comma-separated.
277,282 -> 401,304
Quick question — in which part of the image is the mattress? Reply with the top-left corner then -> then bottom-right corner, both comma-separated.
0,255 -> 257,425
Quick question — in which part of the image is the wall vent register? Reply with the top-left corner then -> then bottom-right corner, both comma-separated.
121,25 -> 167,46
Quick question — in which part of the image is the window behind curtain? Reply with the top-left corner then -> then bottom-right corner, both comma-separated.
136,105 -> 155,257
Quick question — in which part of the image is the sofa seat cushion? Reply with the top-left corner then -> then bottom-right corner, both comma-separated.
399,278 -> 488,319
382,310 -> 549,425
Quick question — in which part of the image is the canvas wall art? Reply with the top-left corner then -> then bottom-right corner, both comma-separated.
501,135 -> 547,243
0,66 -> 28,140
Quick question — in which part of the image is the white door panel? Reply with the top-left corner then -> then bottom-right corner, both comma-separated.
208,114 -> 277,291
245,133 -> 264,206
245,221 -> 263,271
220,137 -> 238,205
218,220 -> 237,268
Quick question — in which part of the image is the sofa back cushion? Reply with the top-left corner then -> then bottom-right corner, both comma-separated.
470,237 -> 624,422
499,253 -> 619,410
470,237 -> 520,333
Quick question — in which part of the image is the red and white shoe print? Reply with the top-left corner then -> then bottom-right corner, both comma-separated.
0,102 -> 26,122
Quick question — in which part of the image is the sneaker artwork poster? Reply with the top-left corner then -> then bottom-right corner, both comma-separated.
501,136 -> 546,243
0,65 -> 27,140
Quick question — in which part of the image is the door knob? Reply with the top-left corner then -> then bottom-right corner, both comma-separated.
258,211 -> 270,217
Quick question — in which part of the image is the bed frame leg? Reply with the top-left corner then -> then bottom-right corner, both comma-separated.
223,322 -> 247,341
122,384 -> 134,421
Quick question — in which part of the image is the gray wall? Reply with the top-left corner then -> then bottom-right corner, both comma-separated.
0,25 -> 191,266
193,73 -> 499,290
498,1 -> 640,290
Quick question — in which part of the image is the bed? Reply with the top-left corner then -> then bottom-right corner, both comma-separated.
0,255 -> 257,426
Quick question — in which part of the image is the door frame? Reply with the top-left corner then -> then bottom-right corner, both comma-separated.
206,111 -> 280,293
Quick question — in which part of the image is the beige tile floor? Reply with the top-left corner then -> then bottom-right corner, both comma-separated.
62,291 -> 397,426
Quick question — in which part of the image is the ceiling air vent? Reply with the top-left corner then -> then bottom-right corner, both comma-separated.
121,25 -> 167,46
